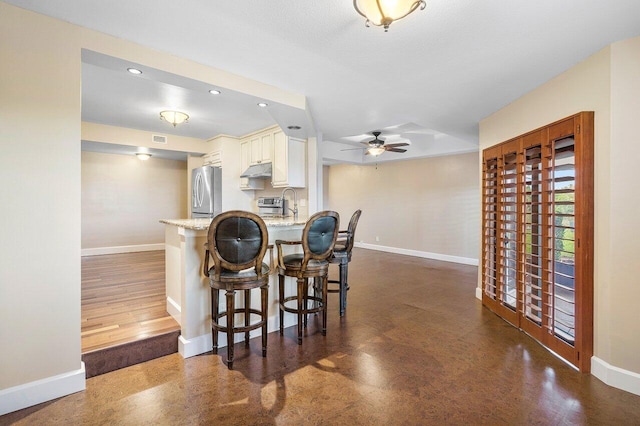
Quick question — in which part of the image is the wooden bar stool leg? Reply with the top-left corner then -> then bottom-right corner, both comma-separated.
322,275 -> 328,335
313,277 -> 320,313
279,274 -> 285,335
226,289 -> 235,369
339,261 -> 348,316
297,277 -> 304,345
261,284 -> 268,357
211,288 -> 219,354
303,278 -> 309,328
244,289 -> 250,345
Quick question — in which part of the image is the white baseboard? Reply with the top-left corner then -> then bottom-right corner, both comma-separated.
179,334 -> 211,359
166,297 -> 181,324
591,356 -> 640,396
475,286 -> 482,300
178,314 -> 298,358
354,242 -> 479,266
81,243 -> 165,257
0,362 -> 86,416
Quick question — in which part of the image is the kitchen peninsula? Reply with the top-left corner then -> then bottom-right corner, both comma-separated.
161,216 -> 307,358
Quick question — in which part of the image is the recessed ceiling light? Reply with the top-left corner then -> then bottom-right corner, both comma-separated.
209,89 -> 221,95
127,68 -> 143,75
287,125 -> 301,130
257,102 -> 268,108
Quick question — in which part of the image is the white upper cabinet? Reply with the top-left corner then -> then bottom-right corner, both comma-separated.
240,140 -> 264,190
249,133 -> 272,165
202,150 -> 222,167
261,133 -> 272,163
238,126 -> 306,190
271,130 -> 305,188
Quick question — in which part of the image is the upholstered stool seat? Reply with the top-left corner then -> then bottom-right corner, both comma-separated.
276,211 -> 339,345
279,254 -> 328,273
212,263 -> 270,281
204,211 -> 270,369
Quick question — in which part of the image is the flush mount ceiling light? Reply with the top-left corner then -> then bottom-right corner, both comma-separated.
136,153 -> 152,160
257,102 -> 268,108
209,89 -> 221,95
159,110 -> 189,127
353,0 -> 426,32
127,67 -> 142,75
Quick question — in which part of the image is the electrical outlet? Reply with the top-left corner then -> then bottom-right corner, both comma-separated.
375,236 -> 380,242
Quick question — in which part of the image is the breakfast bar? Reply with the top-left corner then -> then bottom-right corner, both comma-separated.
161,216 -> 306,358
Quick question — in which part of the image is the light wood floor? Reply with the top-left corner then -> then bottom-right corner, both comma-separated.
81,250 -> 180,353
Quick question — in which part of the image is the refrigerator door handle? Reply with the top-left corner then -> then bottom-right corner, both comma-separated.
193,176 -> 197,208
194,172 -> 203,208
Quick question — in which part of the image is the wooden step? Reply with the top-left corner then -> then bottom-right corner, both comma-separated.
82,330 -> 180,378
81,250 -> 182,377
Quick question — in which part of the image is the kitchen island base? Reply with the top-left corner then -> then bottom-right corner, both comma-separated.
162,218 -> 306,358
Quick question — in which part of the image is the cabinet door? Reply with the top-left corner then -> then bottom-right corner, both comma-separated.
261,133 -> 272,163
203,150 -> 222,167
240,141 -> 251,188
250,137 -> 262,165
271,130 -> 288,186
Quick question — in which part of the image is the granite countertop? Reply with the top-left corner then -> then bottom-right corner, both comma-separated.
160,216 -> 307,231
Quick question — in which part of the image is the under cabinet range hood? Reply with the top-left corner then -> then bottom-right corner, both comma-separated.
240,162 -> 272,178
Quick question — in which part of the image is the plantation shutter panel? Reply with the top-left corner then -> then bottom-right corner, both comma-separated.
482,146 -> 500,311
481,112 -> 593,372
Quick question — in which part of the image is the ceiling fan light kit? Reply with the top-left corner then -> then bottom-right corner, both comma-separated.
353,0 -> 426,31
362,131 -> 410,156
367,146 -> 386,156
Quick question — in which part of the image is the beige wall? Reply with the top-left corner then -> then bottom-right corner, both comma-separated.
480,38 -> 640,377
82,122 -> 208,155
0,2 -> 310,412
0,3 -> 82,390
608,36 -> 640,370
82,151 -> 187,248
327,152 -> 480,260
322,165 -> 330,209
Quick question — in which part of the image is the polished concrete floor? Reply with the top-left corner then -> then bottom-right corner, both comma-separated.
3,249 -> 640,425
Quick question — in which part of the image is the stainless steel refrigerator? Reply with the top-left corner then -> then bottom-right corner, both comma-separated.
191,165 -> 222,218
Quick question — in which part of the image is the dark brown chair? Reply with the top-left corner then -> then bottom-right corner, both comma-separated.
276,211 -> 340,345
328,209 -> 362,316
204,210 -> 269,369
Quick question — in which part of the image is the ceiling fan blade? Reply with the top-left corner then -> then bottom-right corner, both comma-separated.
360,141 -> 372,146
340,147 -> 365,151
384,142 -> 409,148
385,148 -> 407,153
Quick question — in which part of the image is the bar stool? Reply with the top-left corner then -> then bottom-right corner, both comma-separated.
276,211 -> 340,345
204,210 -> 269,369
328,209 -> 361,316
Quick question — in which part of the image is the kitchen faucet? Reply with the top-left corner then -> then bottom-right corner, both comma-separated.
281,187 -> 298,219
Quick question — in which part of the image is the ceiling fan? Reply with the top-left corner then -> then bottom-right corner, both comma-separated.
360,131 -> 409,156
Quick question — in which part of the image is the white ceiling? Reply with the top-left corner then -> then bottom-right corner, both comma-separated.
81,51 -> 279,140
6,0 -> 640,163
